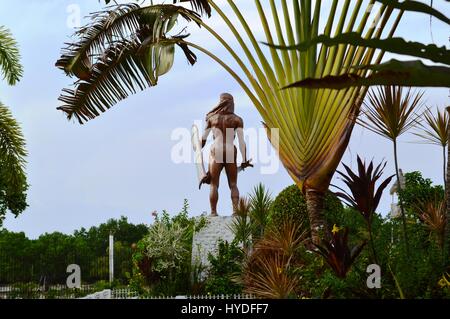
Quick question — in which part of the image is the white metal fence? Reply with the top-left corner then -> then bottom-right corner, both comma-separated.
81,289 -> 254,300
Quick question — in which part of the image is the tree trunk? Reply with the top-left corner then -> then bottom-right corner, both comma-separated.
305,189 -> 328,245
445,107 -> 450,260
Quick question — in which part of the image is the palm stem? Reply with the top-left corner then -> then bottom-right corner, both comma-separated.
367,220 -> 378,264
393,138 -> 410,253
443,145 -> 446,187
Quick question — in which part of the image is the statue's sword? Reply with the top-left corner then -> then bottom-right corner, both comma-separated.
191,124 -> 207,187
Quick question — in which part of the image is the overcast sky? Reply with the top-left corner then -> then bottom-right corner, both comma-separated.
0,0 -> 448,238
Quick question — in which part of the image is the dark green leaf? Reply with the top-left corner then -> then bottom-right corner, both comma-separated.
284,60 -> 450,89
266,32 -> 450,65
374,0 -> 450,25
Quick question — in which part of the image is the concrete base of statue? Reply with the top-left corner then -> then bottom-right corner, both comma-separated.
191,215 -> 236,272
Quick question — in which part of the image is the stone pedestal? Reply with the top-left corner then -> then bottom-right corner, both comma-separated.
192,215 -> 235,269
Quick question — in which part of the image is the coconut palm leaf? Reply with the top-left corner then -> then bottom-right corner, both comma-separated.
56,4 -> 200,80
0,26 -> 23,85
0,102 -> 28,218
101,0 -> 212,17
0,102 -> 27,182
176,0 -> 211,17
56,3 -> 200,124
359,85 -> 424,140
58,37 -> 196,124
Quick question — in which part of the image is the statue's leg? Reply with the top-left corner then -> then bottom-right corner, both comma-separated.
209,159 -> 223,216
225,148 -> 239,215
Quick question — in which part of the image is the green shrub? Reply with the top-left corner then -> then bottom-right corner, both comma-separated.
399,171 -> 444,213
204,240 -> 244,295
269,184 -> 344,231
130,200 -> 207,296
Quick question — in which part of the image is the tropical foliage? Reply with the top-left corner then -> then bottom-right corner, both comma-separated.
334,156 -> 394,263
55,0 -> 409,244
274,1 -> 450,89
359,85 -> 424,251
415,107 -> 448,184
131,200 -> 207,296
0,216 -> 147,285
0,26 -> 28,226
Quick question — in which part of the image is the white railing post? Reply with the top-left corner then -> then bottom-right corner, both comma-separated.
109,233 -> 114,284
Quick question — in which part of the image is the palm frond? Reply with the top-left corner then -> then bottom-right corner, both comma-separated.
249,183 -> 272,239
242,218 -> 307,298
414,197 -> 446,248
56,4 -> 200,80
359,86 -> 425,141
0,26 -> 23,85
57,36 -> 197,124
0,102 -> 28,216
414,107 -> 448,147
176,0 -> 211,17
229,197 -> 252,251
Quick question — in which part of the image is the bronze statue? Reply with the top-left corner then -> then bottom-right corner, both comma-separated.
199,93 -> 252,216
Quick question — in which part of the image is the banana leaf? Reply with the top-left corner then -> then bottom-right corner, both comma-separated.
284,59 -> 450,89
266,32 -> 450,65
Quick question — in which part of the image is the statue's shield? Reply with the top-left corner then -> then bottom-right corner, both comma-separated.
191,124 -> 207,184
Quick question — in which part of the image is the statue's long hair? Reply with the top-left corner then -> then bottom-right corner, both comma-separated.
206,93 -> 235,121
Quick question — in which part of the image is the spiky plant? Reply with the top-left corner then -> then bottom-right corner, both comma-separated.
0,26 -> 28,226
360,85 -> 424,250
334,156 -> 394,263
229,197 -> 252,253
415,198 -> 447,249
55,0 -> 405,243
414,107 -> 448,185
249,183 -> 272,241
314,226 -> 366,279
241,218 -> 307,298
